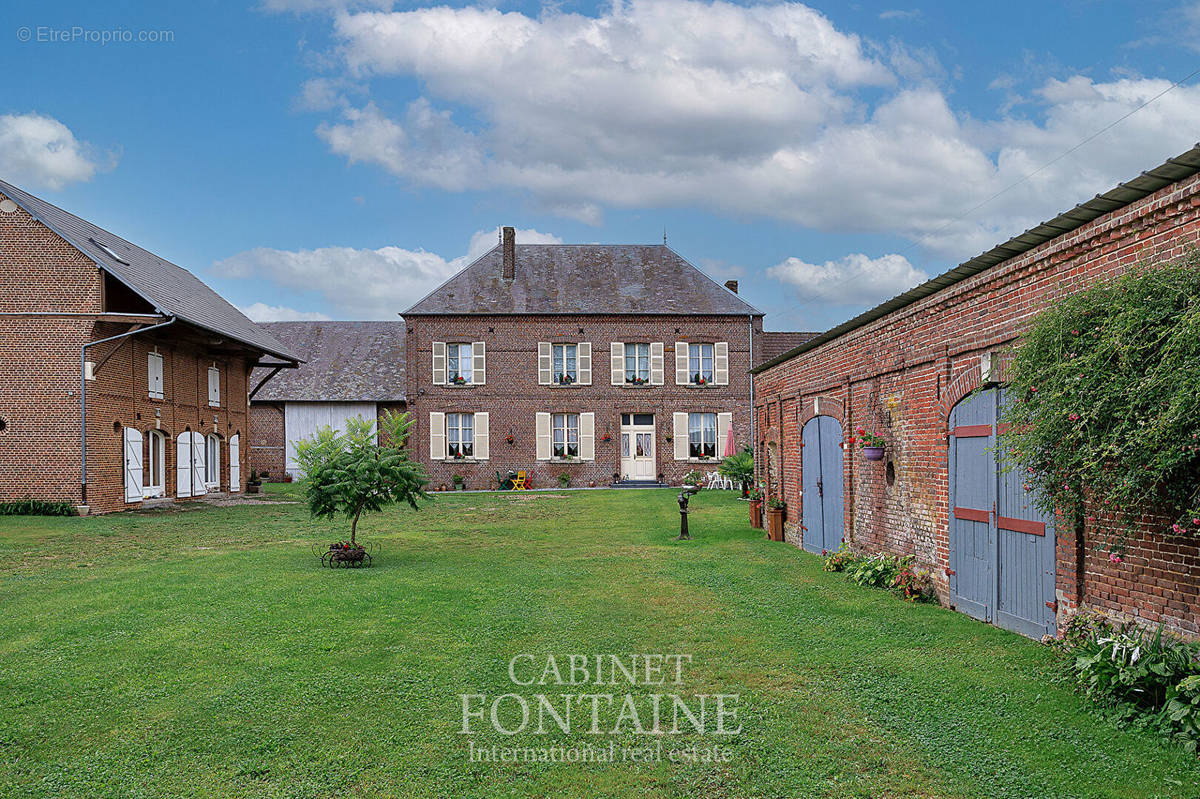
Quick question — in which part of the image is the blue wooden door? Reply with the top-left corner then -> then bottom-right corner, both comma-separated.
801,416 -> 844,554
948,388 -> 1056,638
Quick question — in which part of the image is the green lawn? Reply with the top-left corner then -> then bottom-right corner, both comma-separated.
1,487 -> 1197,798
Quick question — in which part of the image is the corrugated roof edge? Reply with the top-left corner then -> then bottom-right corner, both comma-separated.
750,143 -> 1200,374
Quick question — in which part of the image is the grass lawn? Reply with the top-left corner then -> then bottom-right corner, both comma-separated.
1,486 -> 1197,798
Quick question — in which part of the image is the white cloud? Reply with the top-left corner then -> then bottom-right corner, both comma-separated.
215,228 -> 561,319
299,0 -> 1200,259
240,302 -> 333,322
879,9 -> 921,20
767,253 -> 927,305
0,113 -> 109,190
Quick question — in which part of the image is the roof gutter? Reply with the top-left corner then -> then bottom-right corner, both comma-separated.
80,316 -> 176,509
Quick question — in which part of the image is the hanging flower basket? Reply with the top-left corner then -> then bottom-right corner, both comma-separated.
863,446 -> 885,461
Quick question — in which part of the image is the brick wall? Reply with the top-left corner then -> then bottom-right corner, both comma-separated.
249,402 -> 285,479
0,191 -> 254,514
753,172 -> 1200,636
406,314 -> 761,489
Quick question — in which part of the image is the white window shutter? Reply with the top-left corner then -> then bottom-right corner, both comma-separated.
579,413 -> 595,461
610,343 -> 624,385
176,434 -> 192,498
717,413 -> 732,458
715,342 -> 729,385
432,342 -> 446,385
123,427 -> 143,503
229,434 -> 241,492
673,413 -> 689,460
650,342 -> 664,385
429,412 -> 446,460
191,433 -> 208,496
539,342 -> 553,385
535,412 -> 552,460
208,367 -> 220,407
473,342 -> 486,385
577,342 -> 591,385
675,342 -> 689,385
474,412 -> 490,461
148,353 -> 164,399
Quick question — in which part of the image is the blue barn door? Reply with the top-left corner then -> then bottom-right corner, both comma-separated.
948,388 -> 1056,638
801,416 -> 844,554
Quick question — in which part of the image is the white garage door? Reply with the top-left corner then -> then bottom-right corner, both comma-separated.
285,402 -> 377,477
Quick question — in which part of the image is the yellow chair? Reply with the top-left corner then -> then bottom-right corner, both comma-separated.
511,470 -> 529,490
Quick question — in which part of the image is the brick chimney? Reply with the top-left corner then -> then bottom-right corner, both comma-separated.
724,279 -> 739,294
502,226 -> 516,280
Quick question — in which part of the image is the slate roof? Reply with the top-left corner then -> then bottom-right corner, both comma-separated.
404,244 -> 762,316
0,178 -> 300,363
250,322 -> 406,402
758,331 -> 819,367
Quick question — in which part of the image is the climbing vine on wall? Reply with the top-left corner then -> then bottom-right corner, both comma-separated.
1000,257 -> 1200,548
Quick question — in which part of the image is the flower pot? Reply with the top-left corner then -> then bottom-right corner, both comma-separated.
863,446 -> 885,461
766,507 -> 785,541
455,484 -> 466,491
246,483 -> 261,494
749,499 -> 763,529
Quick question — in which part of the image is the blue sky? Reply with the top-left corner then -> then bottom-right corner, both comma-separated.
2,0 -> 1198,330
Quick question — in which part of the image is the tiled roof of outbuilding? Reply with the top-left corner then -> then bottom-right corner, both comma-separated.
0,178 -> 299,363
250,321 -> 406,402
404,244 -> 762,316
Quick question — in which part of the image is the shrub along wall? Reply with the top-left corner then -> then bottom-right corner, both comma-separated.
753,163 -> 1200,637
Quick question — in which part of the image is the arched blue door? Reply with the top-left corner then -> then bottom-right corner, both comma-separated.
948,387 -> 1057,638
801,416 -> 844,554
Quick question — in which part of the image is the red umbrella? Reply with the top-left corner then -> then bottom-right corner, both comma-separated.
724,420 -> 736,457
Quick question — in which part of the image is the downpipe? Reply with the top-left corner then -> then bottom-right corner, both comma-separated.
80,316 -> 176,507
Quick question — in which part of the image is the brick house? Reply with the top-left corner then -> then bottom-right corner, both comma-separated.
751,145 -> 1200,638
403,228 -> 769,489
0,179 -> 299,514
248,321 -> 406,479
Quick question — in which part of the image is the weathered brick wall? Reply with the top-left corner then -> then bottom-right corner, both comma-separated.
0,191 -> 253,514
406,314 -> 762,489
249,403 -> 285,479
754,172 -> 1200,635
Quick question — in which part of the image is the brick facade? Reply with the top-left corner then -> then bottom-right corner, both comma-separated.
405,314 -> 762,489
0,190 -> 267,514
249,403 -> 286,479
752,171 -> 1200,636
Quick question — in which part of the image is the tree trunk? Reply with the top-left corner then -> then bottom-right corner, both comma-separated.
351,510 -> 361,547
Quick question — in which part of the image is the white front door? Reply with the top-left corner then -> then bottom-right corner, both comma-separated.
620,413 -> 656,481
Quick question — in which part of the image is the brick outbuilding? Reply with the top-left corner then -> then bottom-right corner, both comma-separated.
0,180 -> 300,514
751,145 -> 1200,638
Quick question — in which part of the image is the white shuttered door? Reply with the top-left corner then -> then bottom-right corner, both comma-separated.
176,434 -> 192,498
229,434 -> 241,492
123,427 -> 143,503
191,432 -> 208,496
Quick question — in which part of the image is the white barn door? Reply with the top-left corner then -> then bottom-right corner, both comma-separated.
229,434 -> 241,492
176,433 -> 193,498
123,427 -> 143,504
190,432 -> 208,496
285,402 -> 377,477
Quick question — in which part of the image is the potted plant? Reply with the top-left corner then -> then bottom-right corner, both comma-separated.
683,470 -> 705,488
452,474 -> 466,491
766,497 -> 786,541
748,488 -> 764,529
719,447 -> 754,497
559,472 -> 571,488
854,427 -> 887,461
246,468 -> 262,494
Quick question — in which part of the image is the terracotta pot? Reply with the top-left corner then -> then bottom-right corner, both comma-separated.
766,507 -> 785,541
749,499 -> 763,529
863,446 -> 885,461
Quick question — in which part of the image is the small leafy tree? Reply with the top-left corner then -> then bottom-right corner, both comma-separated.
1001,258 -> 1200,546
293,412 -> 430,546
719,446 -> 755,495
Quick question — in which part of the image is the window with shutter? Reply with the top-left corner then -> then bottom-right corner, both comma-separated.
148,352 -> 164,399
207,366 -> 220,407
